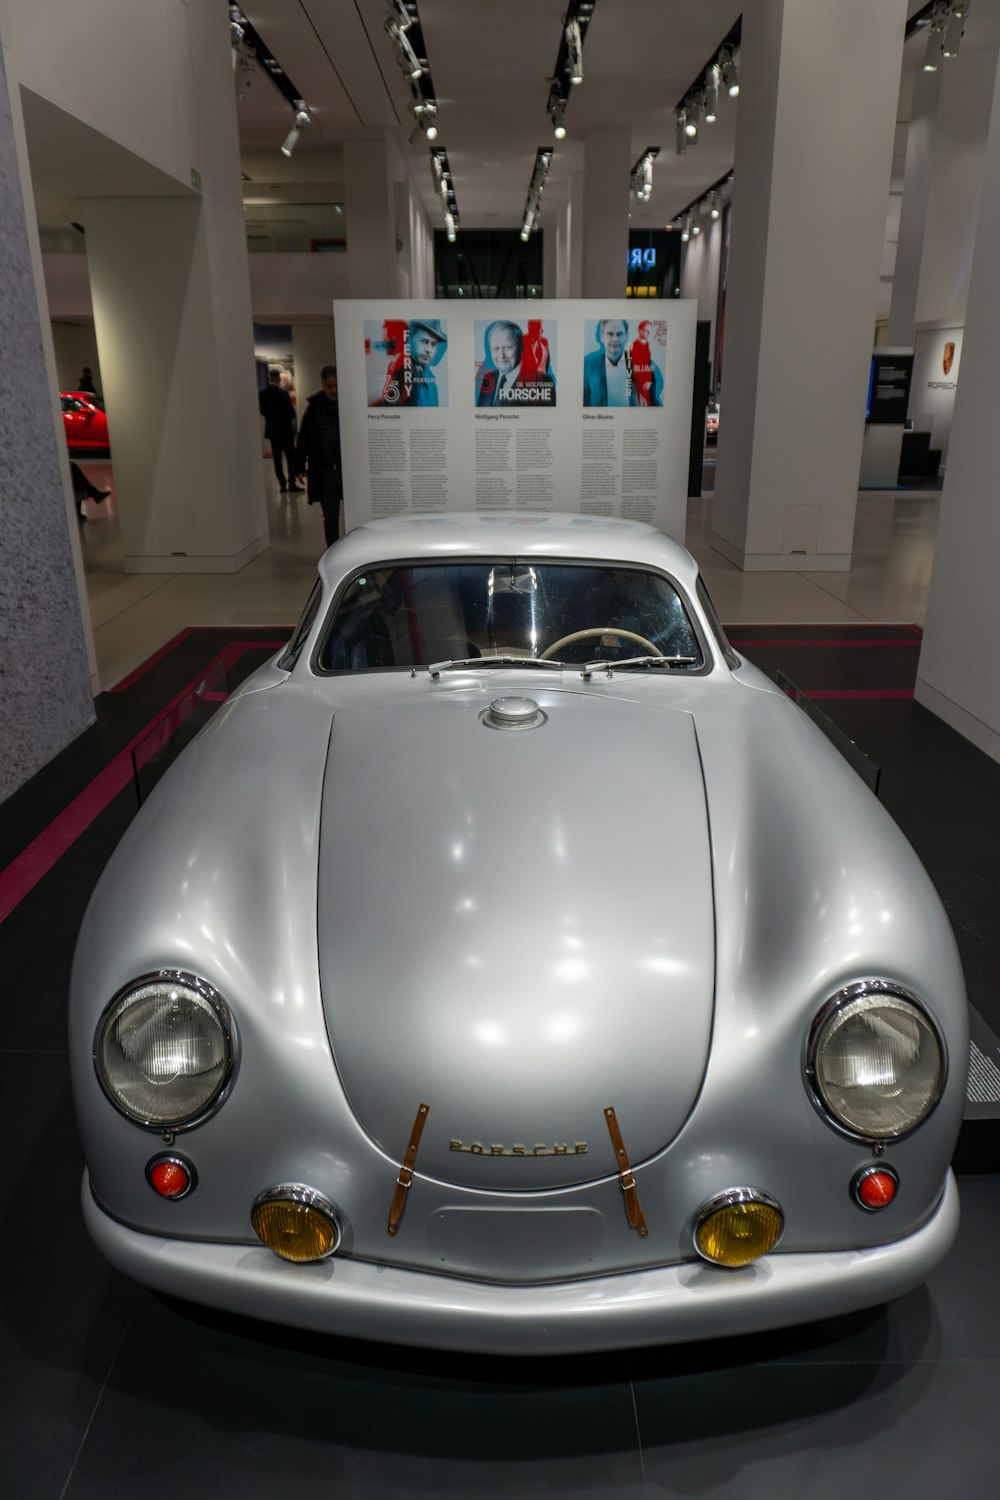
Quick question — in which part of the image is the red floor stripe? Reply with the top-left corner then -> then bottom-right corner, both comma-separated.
0,641 -> 285,926
804,688 -> 914,700
729,638 -> 920,648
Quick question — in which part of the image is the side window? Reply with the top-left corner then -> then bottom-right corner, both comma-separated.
696,576 -> 740,668
278,580 -> 322,671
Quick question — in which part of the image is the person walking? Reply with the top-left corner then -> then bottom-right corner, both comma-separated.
258,368 -> 301,493
70,461 -> 110,520
295,365 -> 343,548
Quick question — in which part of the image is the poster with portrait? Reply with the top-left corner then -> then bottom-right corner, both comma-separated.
335,300 -> 696,539
364,316 -> 449,407
582,317 -> 665,408
473,317 -> 557,408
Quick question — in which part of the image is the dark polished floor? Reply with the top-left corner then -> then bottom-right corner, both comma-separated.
2,626 -> 998,1499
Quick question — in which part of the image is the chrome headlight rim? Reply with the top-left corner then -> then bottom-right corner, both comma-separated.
805,978 -> 948,1143
693,1186 -> 785,1267
93,969 -> 238,1132
251,1183 -> 344,1260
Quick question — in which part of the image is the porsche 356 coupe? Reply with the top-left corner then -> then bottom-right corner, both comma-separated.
70,513 -> 967,1353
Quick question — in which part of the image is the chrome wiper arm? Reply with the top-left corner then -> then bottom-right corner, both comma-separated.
427,656 -> 567,678
581,654 -> 699,678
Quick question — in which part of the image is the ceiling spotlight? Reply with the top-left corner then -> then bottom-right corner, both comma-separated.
281,103 -> 310,157
922,21 -> 946,70
385,17 -> 423,79
410,99 -> 438,140
676,108 -> 688,155
386,0 -> 413,30
445,211 -> 457,243
704,64 -> 720,122
551,98 -> 567,139
681,215 -> 691,243
565,18 -> 583,85
709,190 -> 721,220
521,207 -> 536,242
692,223 -> 701,235
720,46 -> 740,97
943,6 -> 966,57
685,97 -> 700,137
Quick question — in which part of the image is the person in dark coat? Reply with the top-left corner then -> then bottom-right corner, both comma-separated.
258,368 -> 301,493
78,367 -> 98,395
295,365 -> 343,548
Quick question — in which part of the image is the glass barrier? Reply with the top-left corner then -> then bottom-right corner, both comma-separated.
776,670 -> 882,797
243,201 -> 346,253
131,656 -> 230,807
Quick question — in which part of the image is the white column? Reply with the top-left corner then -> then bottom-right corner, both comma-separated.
568,171 -> 584,297
581,129 -> 630,297
887,67 -> 940,345
552,199 -> 572,298
0,39 -> 94,799
915,8 -> 999,329
344,137 -> 397,297
79,0 -> 266,572
712,0 -> 907,571
680,211 -> 723,351
915,40 -> 1000,756
543,209 -> 557,296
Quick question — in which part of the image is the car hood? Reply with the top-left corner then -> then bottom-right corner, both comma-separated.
317,687 -> 715,1190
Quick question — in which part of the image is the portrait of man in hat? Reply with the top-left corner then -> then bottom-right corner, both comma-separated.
367,317 -> 449,407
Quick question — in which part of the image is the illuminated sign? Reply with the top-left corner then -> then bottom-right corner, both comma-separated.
628,248 -> 657,271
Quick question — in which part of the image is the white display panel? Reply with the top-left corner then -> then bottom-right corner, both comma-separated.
910,326 -> 963,465
333,300 -> 697,539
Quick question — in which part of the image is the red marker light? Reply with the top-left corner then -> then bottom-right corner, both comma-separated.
147,1157 -> 193,1199
853,1166 -> 898,1211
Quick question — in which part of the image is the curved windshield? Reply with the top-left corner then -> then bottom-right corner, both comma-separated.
319,561 -> 703,671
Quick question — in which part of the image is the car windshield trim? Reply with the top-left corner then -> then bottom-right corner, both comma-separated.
312,554 -> 712,678
428,655 -> 569,676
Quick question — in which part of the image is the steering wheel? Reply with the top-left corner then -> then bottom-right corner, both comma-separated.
538,627 -> 663,661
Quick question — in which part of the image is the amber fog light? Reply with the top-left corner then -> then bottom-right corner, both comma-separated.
251,1185 -> 342,1263
695,1188 -> 784,1267
852,1164 -> 898,1212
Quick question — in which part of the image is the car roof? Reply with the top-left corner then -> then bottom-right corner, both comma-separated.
318,513 -> 701,590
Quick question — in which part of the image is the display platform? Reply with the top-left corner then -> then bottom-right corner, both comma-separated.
2,622 -> 999,1497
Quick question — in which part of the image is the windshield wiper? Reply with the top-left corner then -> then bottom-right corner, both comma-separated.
581,655 -> 699,678
427,656 -> 567,678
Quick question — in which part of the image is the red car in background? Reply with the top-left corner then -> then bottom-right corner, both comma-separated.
61,392 -> 110,452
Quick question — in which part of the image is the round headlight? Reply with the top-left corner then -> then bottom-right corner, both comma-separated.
809,982 -> 944,1139
695,1188 -> 784,1267
95,971 -> 235,1128
251,1185 -> 343,1262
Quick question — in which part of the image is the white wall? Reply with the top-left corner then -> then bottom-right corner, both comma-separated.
0,0 -> 195,192
680,213 -> 723,352
52,320 -> 100,393
292,322 -> 337,409
915,32 -> 1000,755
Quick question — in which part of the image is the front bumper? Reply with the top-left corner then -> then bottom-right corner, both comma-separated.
83,1169 -> 959,1355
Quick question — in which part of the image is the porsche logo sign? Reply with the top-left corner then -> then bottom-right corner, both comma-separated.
450,1138 -> 588,1157
943,341 -> 956,376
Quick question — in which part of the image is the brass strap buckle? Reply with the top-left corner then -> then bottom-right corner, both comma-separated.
604,1106 -> 649,1238
387,1102 -> 429,1236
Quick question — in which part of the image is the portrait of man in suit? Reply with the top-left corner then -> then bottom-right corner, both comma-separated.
582,318 -> 663,407
475,319 -> 557,407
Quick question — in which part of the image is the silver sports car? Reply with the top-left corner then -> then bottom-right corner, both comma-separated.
70,514 -> 968,1354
